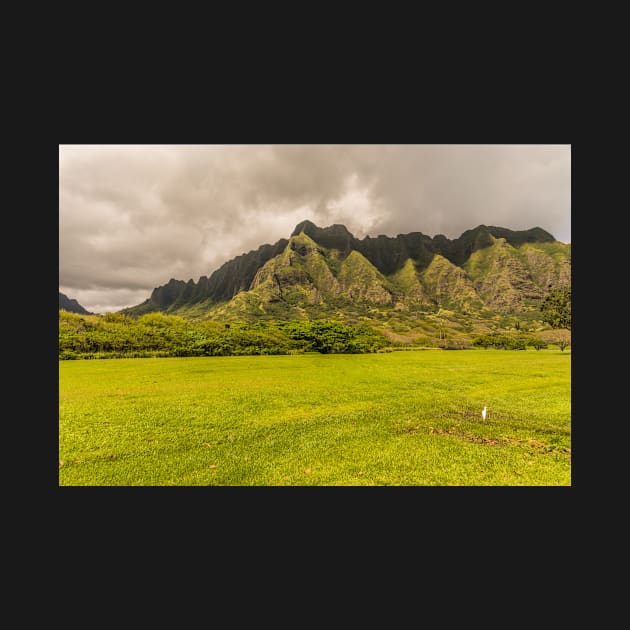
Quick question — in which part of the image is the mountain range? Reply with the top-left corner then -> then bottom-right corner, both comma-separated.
121,221 -> 570,327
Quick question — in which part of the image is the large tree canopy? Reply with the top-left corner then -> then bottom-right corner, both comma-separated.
540,287 -> 571,330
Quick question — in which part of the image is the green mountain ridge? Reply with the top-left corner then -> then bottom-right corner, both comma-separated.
121,221 -> 570,326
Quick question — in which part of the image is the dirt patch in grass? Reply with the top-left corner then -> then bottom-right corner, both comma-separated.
395,420 -> 571,460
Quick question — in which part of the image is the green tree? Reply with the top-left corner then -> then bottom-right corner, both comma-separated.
506,336 -> 527,350
472,334 -> 493,349
282,320 -> 385,354
527,336 -> 548,351
540,287 -> 571,330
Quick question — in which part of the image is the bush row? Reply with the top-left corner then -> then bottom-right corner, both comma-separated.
472,333 -> 548,350
59,311 -> 387,359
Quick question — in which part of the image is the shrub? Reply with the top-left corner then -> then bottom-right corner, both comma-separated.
527,337 -> 548,351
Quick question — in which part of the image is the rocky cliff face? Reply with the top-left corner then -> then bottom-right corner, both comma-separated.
121,221 -> 570,320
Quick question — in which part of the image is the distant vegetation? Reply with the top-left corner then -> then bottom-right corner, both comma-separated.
59,309 -> 571,359
59,311 -> 387,359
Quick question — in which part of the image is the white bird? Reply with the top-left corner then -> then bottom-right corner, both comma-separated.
481,405 -> 487,421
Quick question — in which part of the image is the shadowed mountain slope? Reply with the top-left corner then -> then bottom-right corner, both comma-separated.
59,292 -> 92,315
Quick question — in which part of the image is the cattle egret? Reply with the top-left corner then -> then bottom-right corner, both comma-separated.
482,405 -> 487,420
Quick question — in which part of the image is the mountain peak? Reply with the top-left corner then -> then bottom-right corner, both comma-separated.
59,292 -> 92,315
291,220 -> 354,252
291,219 -> 319,236
292,220 -> 354,238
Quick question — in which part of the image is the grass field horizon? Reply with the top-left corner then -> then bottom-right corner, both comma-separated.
59,349 -> 571,486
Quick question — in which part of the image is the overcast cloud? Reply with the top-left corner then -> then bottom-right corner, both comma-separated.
59,144 -> 570,313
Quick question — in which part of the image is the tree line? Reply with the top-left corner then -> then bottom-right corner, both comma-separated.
471,330 -> 570,351
59,311 -> 387,359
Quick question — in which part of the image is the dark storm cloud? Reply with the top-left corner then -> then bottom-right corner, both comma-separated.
59,144 -> 570,312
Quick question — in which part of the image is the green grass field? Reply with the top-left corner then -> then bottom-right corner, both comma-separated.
59,349 -> 571,486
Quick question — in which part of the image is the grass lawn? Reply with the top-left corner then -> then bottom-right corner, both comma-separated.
59,349 -> 571,486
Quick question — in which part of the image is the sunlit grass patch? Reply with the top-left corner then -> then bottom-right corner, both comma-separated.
59,350 -> 570,486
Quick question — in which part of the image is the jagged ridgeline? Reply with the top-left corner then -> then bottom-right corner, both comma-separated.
120,220 -> 570,321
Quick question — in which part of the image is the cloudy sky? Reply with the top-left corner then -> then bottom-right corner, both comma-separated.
59,144 -> 571,313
